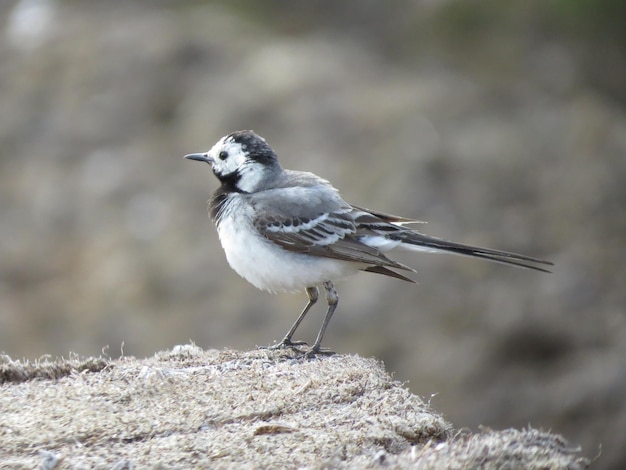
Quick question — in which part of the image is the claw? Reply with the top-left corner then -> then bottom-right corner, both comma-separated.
261,339 -> 309,351
304,346 -> 336,359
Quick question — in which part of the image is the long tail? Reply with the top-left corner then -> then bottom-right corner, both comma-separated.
394,231 -> 554,273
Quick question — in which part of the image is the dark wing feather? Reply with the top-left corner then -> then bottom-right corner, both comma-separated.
255,210 -> 414,273
351,205 -> 425,225
363,266 -> 416,283
249,186 -> 414,277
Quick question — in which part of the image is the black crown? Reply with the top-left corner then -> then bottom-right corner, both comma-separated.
228,130 -> 278,165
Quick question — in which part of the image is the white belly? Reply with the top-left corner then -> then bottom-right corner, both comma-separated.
216,197 -> 360,293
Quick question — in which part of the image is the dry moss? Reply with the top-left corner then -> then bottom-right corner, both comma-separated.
0,354 -> 109,384
0,345 -> 587,469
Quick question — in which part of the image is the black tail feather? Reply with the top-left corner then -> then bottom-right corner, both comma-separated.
396,232 -> 554,273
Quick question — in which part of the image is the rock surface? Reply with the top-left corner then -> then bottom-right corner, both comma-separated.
0,346 -> 587,469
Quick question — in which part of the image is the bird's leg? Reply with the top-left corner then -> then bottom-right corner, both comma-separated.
271,286 -> 318,349
307,281 -> 338,356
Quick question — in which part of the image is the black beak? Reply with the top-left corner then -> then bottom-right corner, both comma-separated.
184,153 -> 213,164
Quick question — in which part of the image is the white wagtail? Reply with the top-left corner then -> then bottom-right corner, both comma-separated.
185,130 -> 552,354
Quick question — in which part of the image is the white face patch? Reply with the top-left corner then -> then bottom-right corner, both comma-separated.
206,135 -> 268,193
235,160 -> 268,193
206,136 -> 248,177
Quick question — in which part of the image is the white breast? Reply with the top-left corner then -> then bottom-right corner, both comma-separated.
215,194 -> 361,293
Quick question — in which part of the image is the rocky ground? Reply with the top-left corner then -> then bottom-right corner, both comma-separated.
0,346 -> 588,469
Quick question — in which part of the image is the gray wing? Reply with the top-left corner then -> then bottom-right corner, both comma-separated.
249,186 -> 416,281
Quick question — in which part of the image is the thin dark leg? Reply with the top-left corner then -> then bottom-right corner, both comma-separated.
272,286 -> 318,348
309,281 -> 338,354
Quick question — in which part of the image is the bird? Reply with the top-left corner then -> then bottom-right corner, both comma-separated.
184,130 -> 553,355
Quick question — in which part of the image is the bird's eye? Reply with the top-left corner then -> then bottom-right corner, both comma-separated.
219,151 -> 228,160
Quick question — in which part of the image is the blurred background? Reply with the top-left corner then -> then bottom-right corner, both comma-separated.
1,0 -> 625,467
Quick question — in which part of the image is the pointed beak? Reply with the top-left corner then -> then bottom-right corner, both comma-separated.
184,152 -> 214,164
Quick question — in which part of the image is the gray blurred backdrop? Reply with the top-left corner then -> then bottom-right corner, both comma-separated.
1,0 -> 625,468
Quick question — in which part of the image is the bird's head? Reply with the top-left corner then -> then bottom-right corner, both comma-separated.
184,130 -> 281,193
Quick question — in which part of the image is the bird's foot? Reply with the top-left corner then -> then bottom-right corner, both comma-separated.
261,339 -> 309,351
304,346 -> 335,359
259,340 -> 335,358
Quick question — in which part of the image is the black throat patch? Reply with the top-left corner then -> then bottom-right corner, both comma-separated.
209,179 -> 243,224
